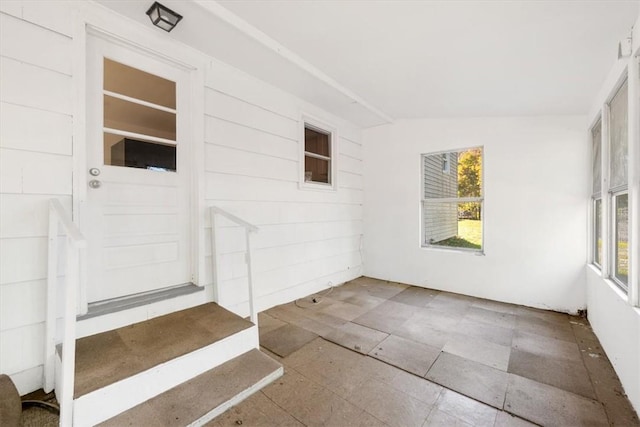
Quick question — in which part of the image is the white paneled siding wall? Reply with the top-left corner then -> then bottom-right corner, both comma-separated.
203,61 -> 363,314
0,2 -> 363,394
0,3 -> 75,394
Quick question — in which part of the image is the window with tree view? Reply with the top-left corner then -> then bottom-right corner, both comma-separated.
422,147 -> 483,251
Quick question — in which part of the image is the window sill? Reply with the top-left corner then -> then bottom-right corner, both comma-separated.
420,245 -> 485,256
298,181 -> 336,192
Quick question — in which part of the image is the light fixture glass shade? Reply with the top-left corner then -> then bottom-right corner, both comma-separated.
146,2 -> 182,32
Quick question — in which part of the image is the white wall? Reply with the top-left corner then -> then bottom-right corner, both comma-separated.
363,116 -> 588,313
584,14 -> 640,413
0,1 -> 363,395
0,2 -> 75,395
202,60 -> 364,314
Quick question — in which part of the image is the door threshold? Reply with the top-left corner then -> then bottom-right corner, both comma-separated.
79,283 -> 203,320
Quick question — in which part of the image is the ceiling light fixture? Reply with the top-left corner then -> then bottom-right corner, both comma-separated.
146,2 -> 182,33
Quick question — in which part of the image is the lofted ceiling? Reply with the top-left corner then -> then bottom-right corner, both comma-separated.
96,0 -> 638,127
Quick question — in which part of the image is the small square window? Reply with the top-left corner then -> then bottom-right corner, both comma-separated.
300,117 -> 336,189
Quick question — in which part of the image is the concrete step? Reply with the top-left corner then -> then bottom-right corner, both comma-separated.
57,303 -> 263,426
98,349 -> 283,427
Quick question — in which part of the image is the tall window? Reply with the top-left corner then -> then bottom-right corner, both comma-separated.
591,119 -> 602,267
422,147 -> 483,251
608,79 -> 628,290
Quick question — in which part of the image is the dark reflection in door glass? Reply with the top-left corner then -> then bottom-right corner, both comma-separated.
104,134 -> 176,172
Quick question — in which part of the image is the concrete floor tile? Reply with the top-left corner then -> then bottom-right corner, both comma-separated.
324,322 -> 389,354
427,292 -> 475,312
403,307 -> 463,334
258,312 -> 287,336
369,334 -> 441,376
515,315 -> 576,343
390,286 -> 440,307
581,349 -> 640,426
388,370 -> 443,405
425,352 -> 509,408
261,369 -> 340,426
353,300 -> 419,333
393,320 -> 452,349
356,354 -> 402,384
508,349 -> 596,399
338,293 -> 388,310
434,388 -> 498,426
516,306 -> 570,325
471,299 -> 518,315
348,378 -> 433,427
423,408 -> 473,426
504,374 -> 608,426
455,317 -> 514,347
443,334 -> 511,371
464,306 -> 517,330
204,392 -> 303,427
319,299 -> 371,321
512,330 -> 582,362
349,277 -> 410,299
493,411 -> 537,427
260,324 -> 318,357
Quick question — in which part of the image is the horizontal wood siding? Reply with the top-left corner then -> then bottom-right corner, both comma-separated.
204,63 -> 363,313
0,6 -> 74,394
0,3 -> 363,396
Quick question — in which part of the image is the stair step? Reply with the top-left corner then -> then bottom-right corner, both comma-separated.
74,302 -> 252,398
66,303 -> 260,426
99,349 -> 283,426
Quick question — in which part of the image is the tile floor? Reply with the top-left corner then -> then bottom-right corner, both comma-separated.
209,277 -> 639,427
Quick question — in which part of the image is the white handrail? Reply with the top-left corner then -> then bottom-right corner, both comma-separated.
45,199 -> 86,427
209,206 -> 259,328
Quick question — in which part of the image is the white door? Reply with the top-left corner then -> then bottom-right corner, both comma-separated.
85,34 -> 191,303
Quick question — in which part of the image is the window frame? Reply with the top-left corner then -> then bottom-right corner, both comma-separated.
420,146 -> 485,254
591,117 -> 603,269
299,114 -> 337,191
606,77 -> 629,293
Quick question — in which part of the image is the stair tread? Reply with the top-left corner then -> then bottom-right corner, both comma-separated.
98,349 -> 282,426
74,303 -> 253,398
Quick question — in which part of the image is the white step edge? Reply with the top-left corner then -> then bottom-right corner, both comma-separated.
76,289 -> 208,338
73,325 -> 258,426
187,363 -> 284,427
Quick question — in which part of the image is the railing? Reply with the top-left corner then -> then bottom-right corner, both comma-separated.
45,199 -> 86,427
209,206 -> 259,326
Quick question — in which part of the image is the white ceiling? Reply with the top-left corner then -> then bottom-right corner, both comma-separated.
96,0 -> 638,126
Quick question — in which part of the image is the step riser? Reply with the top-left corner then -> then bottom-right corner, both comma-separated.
187,366 -> 283,427
72,325 -> 258,426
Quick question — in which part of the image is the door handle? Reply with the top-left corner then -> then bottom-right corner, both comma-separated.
89,180 -> 102,189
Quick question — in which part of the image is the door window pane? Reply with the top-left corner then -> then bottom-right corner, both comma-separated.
104,134 -> 176,171
104,58 -> 176,109
609,80 -> 628,189
104,95 -> 176,141
103,59 -> 177,171
613,193 -> 628,287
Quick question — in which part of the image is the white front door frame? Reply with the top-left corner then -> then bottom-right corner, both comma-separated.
72,3 -> 206,314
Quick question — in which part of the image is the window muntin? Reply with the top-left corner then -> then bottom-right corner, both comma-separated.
422,147 -> 483,251
103,58 -> 177,171
303,125 -> 332,185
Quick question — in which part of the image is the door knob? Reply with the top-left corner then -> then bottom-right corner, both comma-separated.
89,180 -> 101,189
